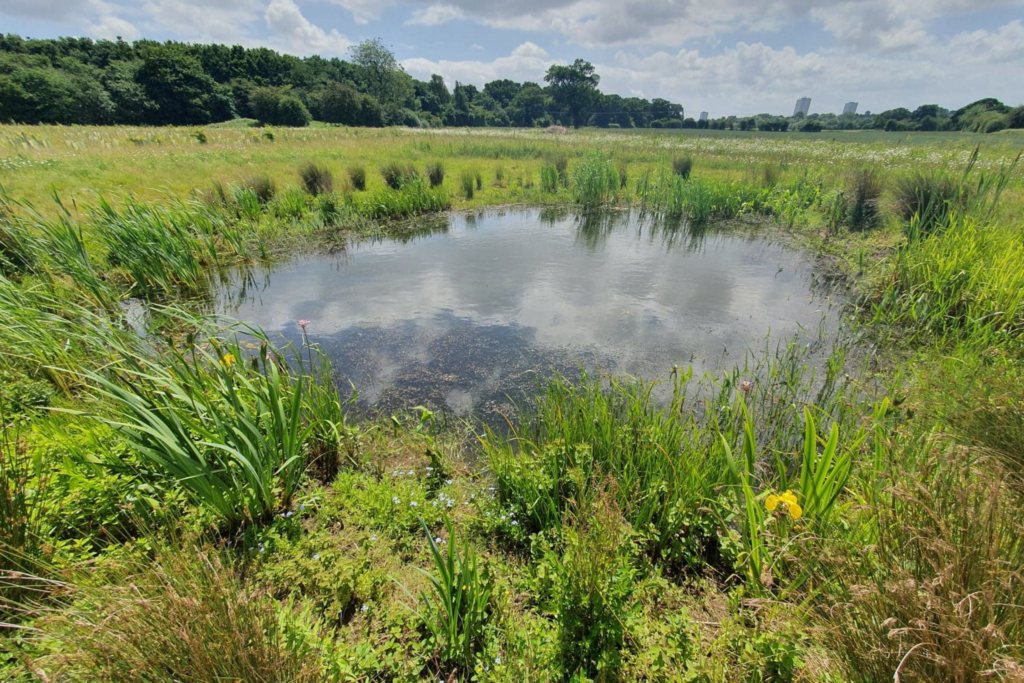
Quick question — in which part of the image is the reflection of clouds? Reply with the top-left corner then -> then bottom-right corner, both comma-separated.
216,210 -> 834,406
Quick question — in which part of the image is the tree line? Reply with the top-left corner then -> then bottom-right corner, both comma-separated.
0,34 -> 1019,133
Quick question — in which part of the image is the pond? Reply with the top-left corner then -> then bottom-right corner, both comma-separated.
213,209 -> 838,422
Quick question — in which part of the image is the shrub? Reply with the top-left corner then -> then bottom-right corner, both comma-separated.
250,87 -> 311,127
846,168 -> 883,232
461,170 -> 475,199
38,544 -> 323,682
348,165 -> 367,191
298,162 -> 333,196
381,162 -> 418,190
426,161 -> 445,188
672,155 -> 693,178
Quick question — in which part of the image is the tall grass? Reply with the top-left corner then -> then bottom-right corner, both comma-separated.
357,177 -> 451,220
540,162 -> 559,193
348,165 -> 367,191
242,174 -> 277,204
571,154 -> 619,206
298,161 -> 333,196
37,543 -> 324,682
426,160 -> 445,188
846,168 -> 882,232
460,169 -> 475,199
807,445 -> 1024,683
381,161 -> 419,190
484,370 -> 729,569
872,214 -> 1024,342
893,146 -> 1018,236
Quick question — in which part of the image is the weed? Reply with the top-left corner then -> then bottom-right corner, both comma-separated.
540,163 -> 559,193
243,174 -> 277,204
846,169 -> 883,231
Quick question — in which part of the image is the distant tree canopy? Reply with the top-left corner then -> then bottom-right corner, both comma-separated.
0,34 -> 1018,132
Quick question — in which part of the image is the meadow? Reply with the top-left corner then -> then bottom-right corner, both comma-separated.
1,123 -> 1024,682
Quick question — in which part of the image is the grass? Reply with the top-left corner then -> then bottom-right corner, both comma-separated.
1,123 -> 1024,682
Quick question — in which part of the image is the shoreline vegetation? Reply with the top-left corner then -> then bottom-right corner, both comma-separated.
1,124 -> 1024,682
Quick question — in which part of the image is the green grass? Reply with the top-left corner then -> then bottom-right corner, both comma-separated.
2,123 -> 1024,682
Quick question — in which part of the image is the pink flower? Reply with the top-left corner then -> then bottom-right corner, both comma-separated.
297,319 -> 310,330
739,380 -> 754,393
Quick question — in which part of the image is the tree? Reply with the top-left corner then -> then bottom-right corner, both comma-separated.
544,59 -> 600,129
314,82 -> 361,124
427,74 -> 450,105
135,50 -> 234,125
483,79 -> 520,108
250,87 -> 310,126
507,82 -> 547,127
349,38 -> 411,115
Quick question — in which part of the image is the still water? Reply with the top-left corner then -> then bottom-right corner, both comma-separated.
214,209 -> 836,420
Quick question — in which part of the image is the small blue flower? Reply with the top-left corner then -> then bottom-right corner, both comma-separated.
312,553 -> 320,560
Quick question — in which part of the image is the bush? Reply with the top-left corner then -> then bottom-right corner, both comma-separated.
250,87 -> 311,127
298,162 -> 333,196
460,170 -> 475,199
426,161 -> 445,188
348,165 -> 367,191
381,162 -> 418,190
672,155 -> 693,179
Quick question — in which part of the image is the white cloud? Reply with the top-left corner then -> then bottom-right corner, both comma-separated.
264,0 -> 352,55
322,0 -> 384,24
402,41 -> 551,89
406,4 -> 466,26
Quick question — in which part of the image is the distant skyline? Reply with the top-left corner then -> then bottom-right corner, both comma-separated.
2,0 -> 1023,116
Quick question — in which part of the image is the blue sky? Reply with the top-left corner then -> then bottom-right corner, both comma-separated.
2,0 -> 1022,115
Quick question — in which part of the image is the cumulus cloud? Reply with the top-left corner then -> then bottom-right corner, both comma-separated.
402,41 -> 552,88
264,0 -> 352,55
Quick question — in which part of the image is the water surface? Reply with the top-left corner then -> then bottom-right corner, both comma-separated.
214,209 -> 835,420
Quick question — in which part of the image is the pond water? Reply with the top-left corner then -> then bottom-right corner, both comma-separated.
213,209 -> 837,421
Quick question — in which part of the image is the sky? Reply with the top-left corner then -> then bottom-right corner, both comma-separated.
2,0 -> 1023,116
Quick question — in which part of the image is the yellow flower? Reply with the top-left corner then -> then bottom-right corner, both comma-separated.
765,490 -> 802,519
219,353 -> 236,367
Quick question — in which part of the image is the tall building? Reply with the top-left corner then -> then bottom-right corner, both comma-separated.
794,97 -> 811,116
843,102 -> 858,115
699,111 -> 708,121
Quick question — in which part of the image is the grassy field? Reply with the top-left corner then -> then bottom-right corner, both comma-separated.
2,124 -> 1024,682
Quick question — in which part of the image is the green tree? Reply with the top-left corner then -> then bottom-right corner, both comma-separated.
135,50 -> 234,125
250,87 -> 311,126
544,59 -> 600,129
349,38 -> 413,122
507,82 -> 547,127
483,78 -> 520,108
